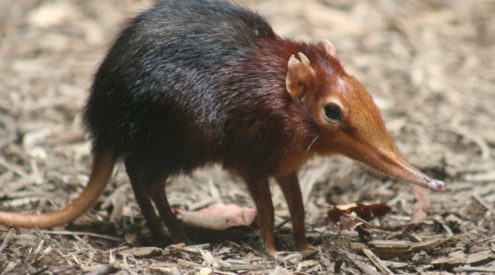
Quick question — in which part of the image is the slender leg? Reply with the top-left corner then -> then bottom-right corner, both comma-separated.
275,172 -> 310,249
124,159 -> 168,241
148,179 -> 189,242
242,175 -> 276,255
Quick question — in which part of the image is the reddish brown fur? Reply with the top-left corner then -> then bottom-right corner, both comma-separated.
215,38 -> 421,253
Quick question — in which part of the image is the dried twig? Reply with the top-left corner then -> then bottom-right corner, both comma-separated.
39,230 -> 123,242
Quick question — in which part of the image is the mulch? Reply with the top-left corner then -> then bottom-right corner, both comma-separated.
1,0 -> 494,274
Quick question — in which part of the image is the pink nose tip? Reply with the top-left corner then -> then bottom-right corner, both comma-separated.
425,177 -> 445,191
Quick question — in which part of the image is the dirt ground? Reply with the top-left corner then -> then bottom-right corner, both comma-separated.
1,0 -> 494,274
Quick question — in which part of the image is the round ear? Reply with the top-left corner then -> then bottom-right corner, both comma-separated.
286,52 -> 316,104
318,39 -> 337,58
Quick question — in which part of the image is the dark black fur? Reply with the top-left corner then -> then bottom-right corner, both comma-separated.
84,0 -> 319,176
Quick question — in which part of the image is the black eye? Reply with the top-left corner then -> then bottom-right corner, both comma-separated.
323,104 -> 341,123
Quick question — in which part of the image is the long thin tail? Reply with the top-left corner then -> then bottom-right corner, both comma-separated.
0,150 -> 116,228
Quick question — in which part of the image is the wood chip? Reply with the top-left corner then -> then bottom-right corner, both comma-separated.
85,264 -> 120,275
466,250 -> 495,265
472,194 -> 495,215
362,248 -> 394,275
410,238 -> 450,251
340,250 -> 381,275
453,266 -> 495,273
118,247 -> 162,258
465,171 -> 495,182
368,240 -> 411,250
431,251 -> 466,265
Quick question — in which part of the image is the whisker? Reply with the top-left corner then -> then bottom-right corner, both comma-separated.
306,135 -> 319,153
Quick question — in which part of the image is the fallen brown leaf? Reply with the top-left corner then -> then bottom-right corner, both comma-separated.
328,202 -> 391,223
